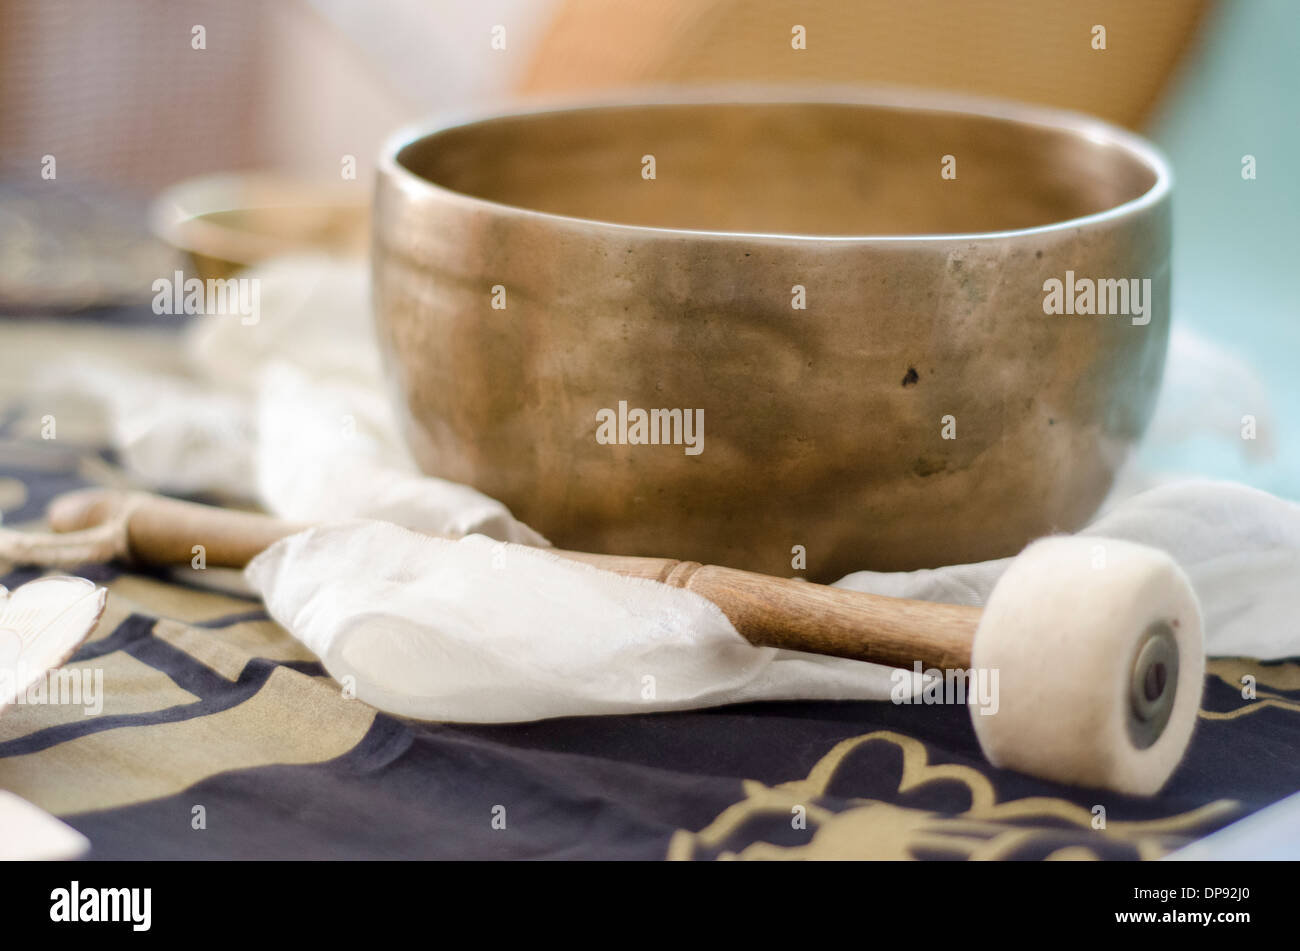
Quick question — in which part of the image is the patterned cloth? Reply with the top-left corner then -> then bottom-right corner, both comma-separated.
2,315 -> 1299,860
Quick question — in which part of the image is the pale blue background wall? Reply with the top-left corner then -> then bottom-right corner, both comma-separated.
1142,0 -> 1300,498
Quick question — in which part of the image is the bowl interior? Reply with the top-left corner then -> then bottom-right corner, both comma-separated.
396,101 -> 1159,237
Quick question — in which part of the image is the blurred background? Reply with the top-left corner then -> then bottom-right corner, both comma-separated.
1,0 -> 1297,498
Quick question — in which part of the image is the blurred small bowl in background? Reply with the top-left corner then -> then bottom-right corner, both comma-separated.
150,172 -> 369,281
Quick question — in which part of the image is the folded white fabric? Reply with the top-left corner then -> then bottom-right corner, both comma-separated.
246,521 -> 900,720
255,363 -> 548,546
34,257 -> 544,545
837,479 -> 1300,661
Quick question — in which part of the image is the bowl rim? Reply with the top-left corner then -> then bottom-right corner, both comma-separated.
150,171 -> 368,265
377,83 -> 1173,244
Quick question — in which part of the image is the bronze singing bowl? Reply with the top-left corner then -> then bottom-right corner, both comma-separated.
373,90 -> 1171,581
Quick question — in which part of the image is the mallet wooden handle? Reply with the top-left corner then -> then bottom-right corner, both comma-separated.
48,489 -> 979,671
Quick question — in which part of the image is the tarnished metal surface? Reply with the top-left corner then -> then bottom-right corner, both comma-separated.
373,90 -> 1171,580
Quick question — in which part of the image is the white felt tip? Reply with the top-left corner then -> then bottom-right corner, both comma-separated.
970,536 -> 1203,796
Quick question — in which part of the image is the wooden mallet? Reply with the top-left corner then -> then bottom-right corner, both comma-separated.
47,488 -> 1203,794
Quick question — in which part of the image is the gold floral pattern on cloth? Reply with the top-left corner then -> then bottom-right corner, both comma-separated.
669,731 -> 1240,861
1200,658 -> 1300,721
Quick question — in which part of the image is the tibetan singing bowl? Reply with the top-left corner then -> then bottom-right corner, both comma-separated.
373,89 -> 1171,581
